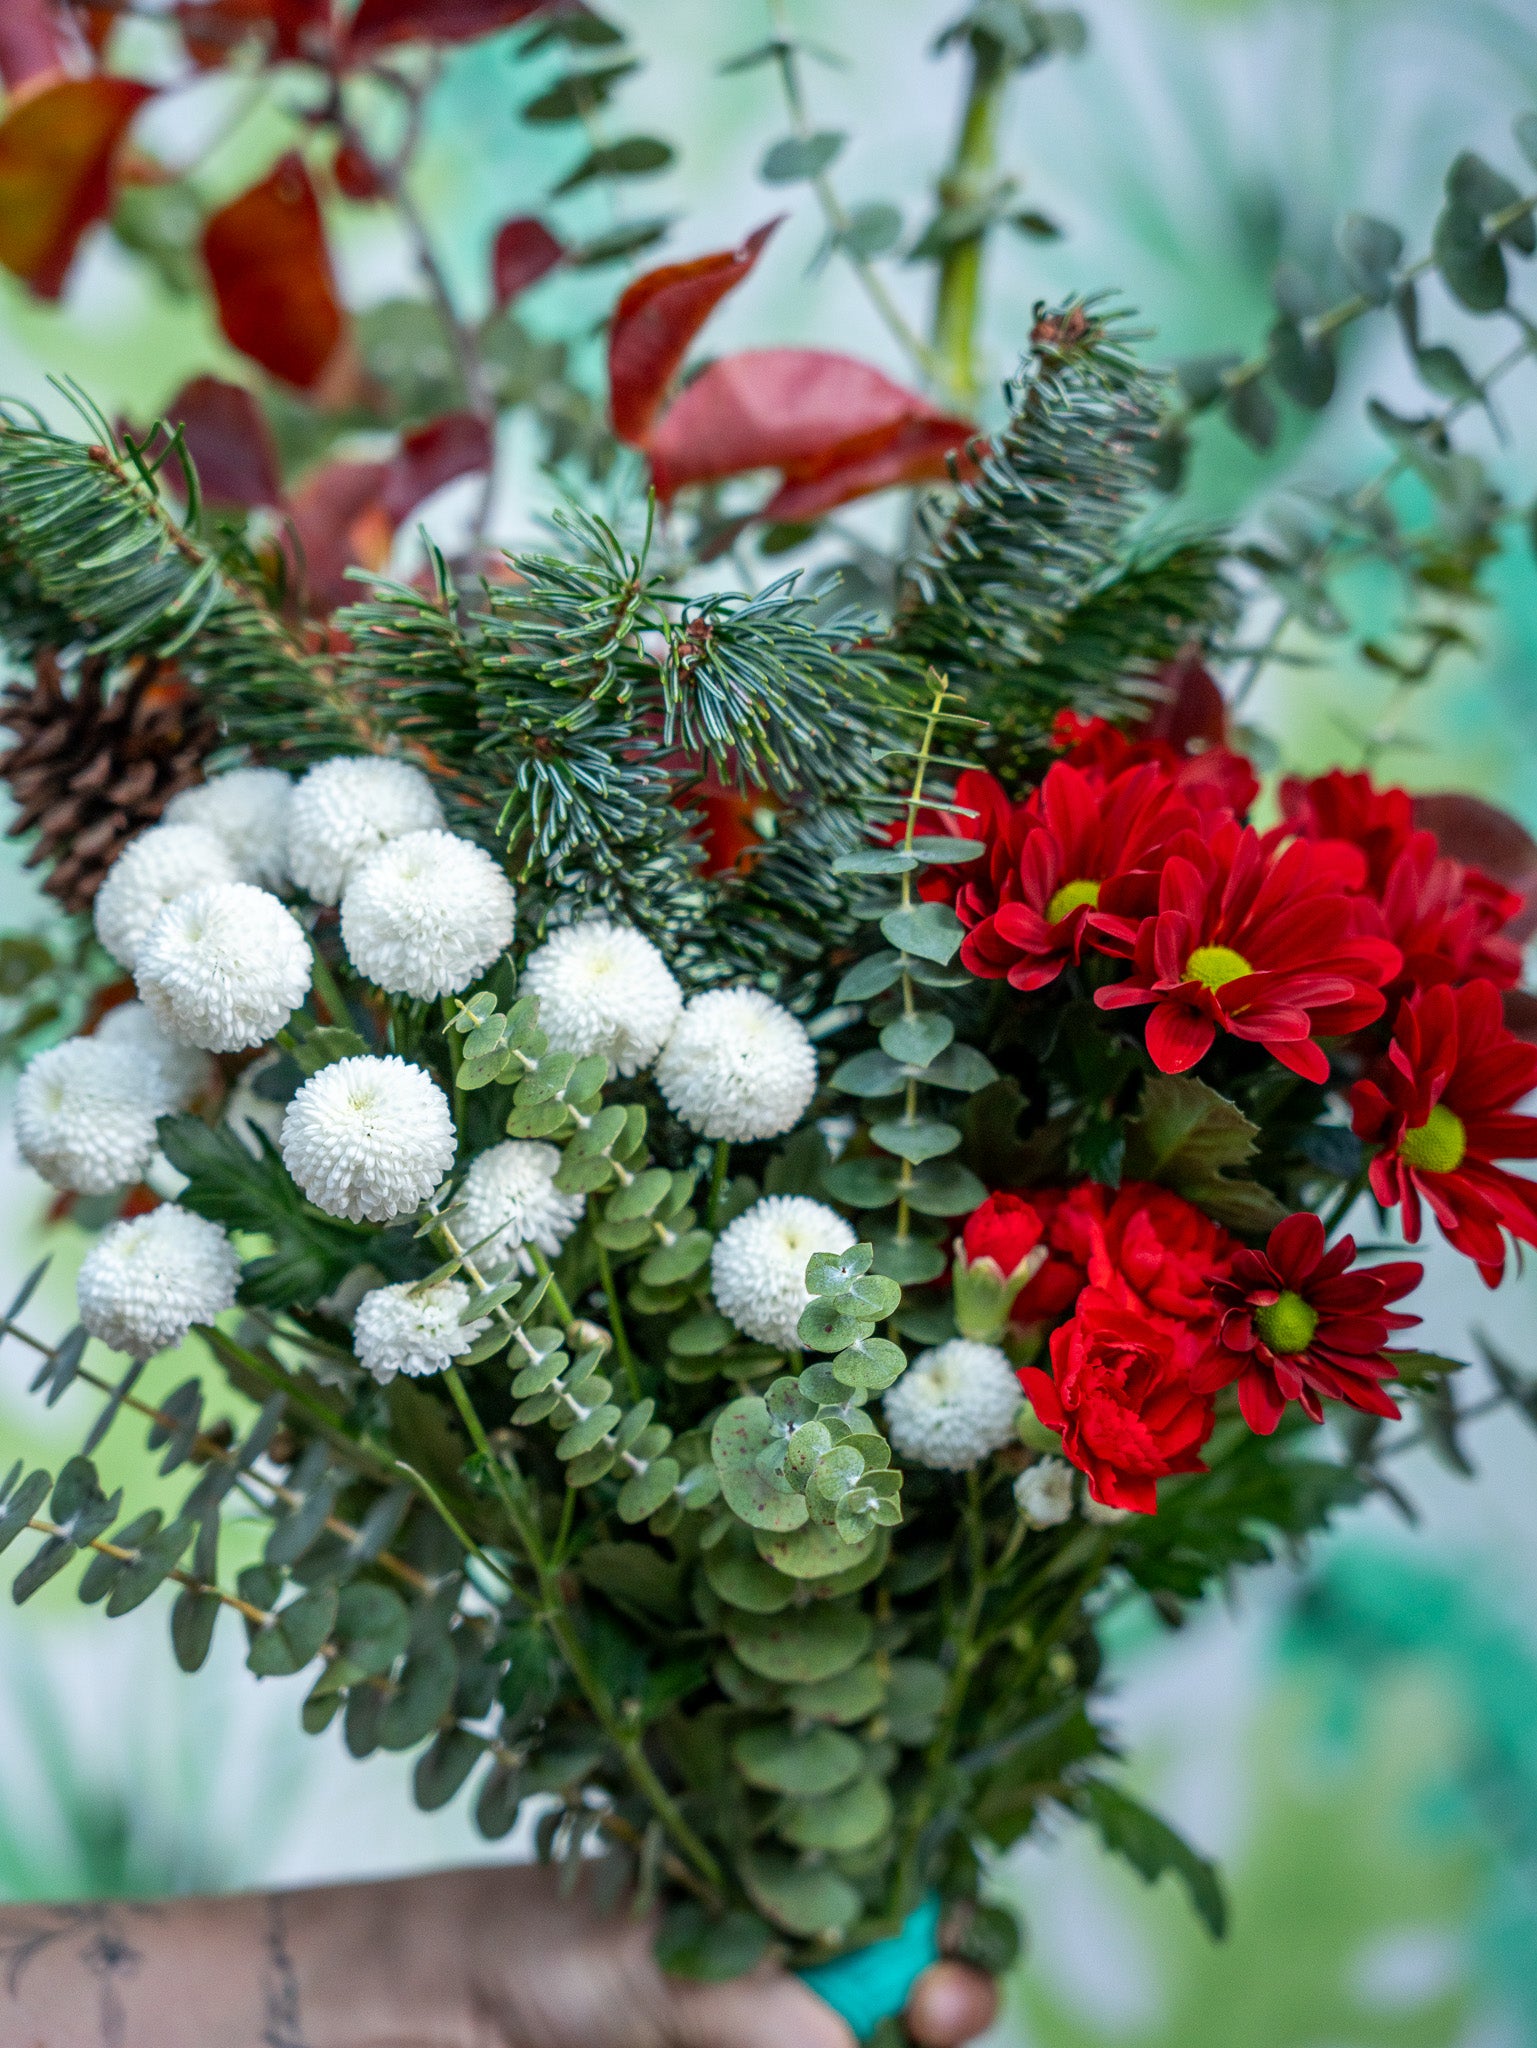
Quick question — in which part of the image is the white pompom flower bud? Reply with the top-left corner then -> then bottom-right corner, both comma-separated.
353,1277 -> 489,1383
288,756 -> 444,906
93,824 -> 238,970
454,1140 -> 586,1274
94,1000 -> 215,1113
1014,1457 -> 1076,1529
281,1055 -> 456,1223
883,1339 -> 1022,1472
14,1037 -> 161,1194
710,1195 -> 855,1350
655,988 -> 817,1142
135,883 -> 312,1052
341,830 -> 514,1000
76,1205 -> 239,1358
164,766 -> 293,891
520,919 -> 682,1077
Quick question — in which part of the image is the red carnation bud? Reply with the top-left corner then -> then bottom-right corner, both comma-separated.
954,1192 -> 1046,1341
962,1191 -> 1043,1278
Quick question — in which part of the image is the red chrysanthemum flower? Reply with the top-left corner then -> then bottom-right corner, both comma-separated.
1197,1212 -> 1422,1433
959,760 -> 1199,993
1377,830 -> 1523,996
1020,1279 -> 1215,1513
1051,704 -> 1259,821
1092,821 -> 1402,1083
1351,979 -> 1537,1284
892,767 -> 1030,909
1279,767 -> 1414,895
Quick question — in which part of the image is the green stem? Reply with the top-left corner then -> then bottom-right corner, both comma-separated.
525,1244 -> 577,1330
930,36 -> 1009,406
307,939 -> 352,1030
1320,1163 -> 1371,1240
594,1238 -> 642,1400
441,1364 -> 725,1899
707,1139 -> 731,1228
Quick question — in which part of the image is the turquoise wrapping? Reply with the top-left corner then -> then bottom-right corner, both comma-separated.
796,1896 -> 941,2040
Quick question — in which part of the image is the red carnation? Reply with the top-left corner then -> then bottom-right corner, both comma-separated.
1004,1181 -> 1234,1338
1092,821 -> 1402,1083
1020,1279 -> 1215,1513
1199,1212 -> 1422,1433
1351,979 -> 1537,1284
960,761 -> 1198,993
961,1191 -> 1044,1278
1279,767 -> 1414,895
1377,830 -> 1522,996
1009,1184 -> 1106,1324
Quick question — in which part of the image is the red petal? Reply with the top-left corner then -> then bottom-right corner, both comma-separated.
346,0 -> 548,54
492,215 -> 564,308
0,76 -> 152,300
163,374 -> 281,508
645,347 -> 972,501
1238,1369 -> 1288,1434
287,458 -> 391,614
609,221 -> 781,446
1145,1000 -> 1215,1074
202,153 -> 343,389
379,410 -> 492,524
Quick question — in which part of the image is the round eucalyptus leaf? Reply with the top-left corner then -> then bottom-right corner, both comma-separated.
732,1722 -> 864,1795
726,1599 -> 872,1683
777,1771 -> 893,1851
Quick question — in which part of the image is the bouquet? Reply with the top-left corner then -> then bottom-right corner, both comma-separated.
2,4 -> 1537,2042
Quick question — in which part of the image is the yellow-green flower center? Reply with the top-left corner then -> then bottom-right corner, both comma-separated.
1400,1102 -> 1467,1175
1046,877 -> 1101,925
1253,1289 -> 1319,1355
1185,944 -> 1253,990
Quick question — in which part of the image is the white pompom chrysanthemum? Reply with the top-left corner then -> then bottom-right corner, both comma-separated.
353,1277 -> 488,1383
76,1205 -> 239,1358
883,1339 -> 1021,1472
341,830 -> 514,1000
454,1140 -> 586,1273
1014,1457 -> 1076,1529
95,1000 -> 215,1112
135,883 -> 311,1052
710,1195 -> 855,1349
164,766 -> 293,891
93,824 -> 238,970
287,756 -> 444,906
654,988 -> 816,1141
14,1037 -> 160,1194
520,919 -> 681,1077
281,1055 -> 456,1223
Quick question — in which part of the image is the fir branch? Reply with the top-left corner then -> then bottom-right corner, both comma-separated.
896,301 -> 1173,736
0,409 -> 373,757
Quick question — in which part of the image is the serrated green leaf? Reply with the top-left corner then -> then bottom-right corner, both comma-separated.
1122,1073 -> 1286,1232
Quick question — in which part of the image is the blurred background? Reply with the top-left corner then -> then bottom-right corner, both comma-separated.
4,1 -> 1537,2043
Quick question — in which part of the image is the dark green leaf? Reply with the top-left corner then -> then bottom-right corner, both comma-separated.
1072,1779 -> 1227,1938
554,136 -> 673,194
523,61 -> 639,123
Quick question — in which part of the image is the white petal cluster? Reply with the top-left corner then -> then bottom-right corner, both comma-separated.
281,1055 -> 455,1223
76,1205 -> 239,1358
710,1195 -> 855,1349
164,767 -> 293,891
287,756 -> 444,906
135,883 -> 311,1052
93,824 -> 238,970
521,920 -> 681,1077
14,1037 -> 160,1194
353,1277 -> 488,1383
883,1339 -> 1021,1473
454,1140 -> 585,1274
655,988 -> 816,1142
95,1000 -> 214,1112
341,830 -> 514,1000
1014,1457 -> 1076,1529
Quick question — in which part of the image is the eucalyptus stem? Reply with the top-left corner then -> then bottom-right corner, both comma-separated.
594,1239 -> 642,1400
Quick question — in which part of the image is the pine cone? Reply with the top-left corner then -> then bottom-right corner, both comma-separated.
0,650 -> 220,912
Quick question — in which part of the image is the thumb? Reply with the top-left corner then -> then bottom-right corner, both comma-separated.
667,1965 -> 857,2048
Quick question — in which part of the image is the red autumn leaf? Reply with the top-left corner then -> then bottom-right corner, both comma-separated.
609,220 -> 780,446
202,153 -> 344,389
0,0 -> 70,89
345,0 -> 549,55
0,76 -> 152,300
645,348 -> 973,515
163,374 -> 283,508
174,0 -> 329,67
379,410 -> 493,522
1413,790 -> 1537,941
288,411 -> 491,612
492,215 -> 564,308
1138,646 -> 1229,750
